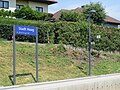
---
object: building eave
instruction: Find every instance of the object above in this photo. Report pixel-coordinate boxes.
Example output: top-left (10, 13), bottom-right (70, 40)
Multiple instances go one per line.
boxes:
top-left (104, 15), bottom-right (120, 24)
top-left (28, 0), bottom-right (57, 5)
top-left (104, 21), bottom-right (120, 25)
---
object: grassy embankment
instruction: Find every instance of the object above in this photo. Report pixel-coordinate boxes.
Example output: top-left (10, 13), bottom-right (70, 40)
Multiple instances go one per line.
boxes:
top-left (0, 39), bottom-right (120, 86)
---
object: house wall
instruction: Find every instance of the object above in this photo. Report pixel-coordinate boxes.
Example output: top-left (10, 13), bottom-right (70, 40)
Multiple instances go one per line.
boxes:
top-left (118, 25), bottom-right (120, 29)
top-left (0, 0), bottom-right (48, 12)
top-left (16, 0), bottom-right (28, 6)
top-left (103, 22), bottom-right (119, 28)
top-left (28, 1), bottom-right (48, 12)
top-left (16, 0), bottom-right (48, 12)
top-left (0, 0), bottom-right (16, 11)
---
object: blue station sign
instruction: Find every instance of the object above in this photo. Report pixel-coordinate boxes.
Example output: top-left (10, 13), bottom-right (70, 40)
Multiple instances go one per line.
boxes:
top-left (15, 25), bottom-right (37, 36)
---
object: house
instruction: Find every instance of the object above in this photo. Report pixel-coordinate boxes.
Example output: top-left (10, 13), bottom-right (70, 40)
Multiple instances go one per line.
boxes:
top-left (0, 0), bottom-right (57, 12)
top-left (53, 7), bottom-right (120, 28)
top-left (53, 7), bottom-right (83, 20)
top-left (103, 15), bottom-right (120, 28)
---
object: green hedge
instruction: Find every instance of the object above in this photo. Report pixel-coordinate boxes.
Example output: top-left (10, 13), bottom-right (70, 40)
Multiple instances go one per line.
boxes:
top-left (0, 17), bottom-right (54, 43)
top-left (53, 22), bottom-right (120, 51)
top-left (0, 17), bottom-right (120, 51)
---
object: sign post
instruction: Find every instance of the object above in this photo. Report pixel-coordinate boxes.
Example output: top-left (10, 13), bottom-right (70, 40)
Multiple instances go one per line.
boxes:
top-left (13, 25), bottom-right (38, 85)
top-left (13, 25), bottom-right (16, 85)
top-left (36, 27), bottom-right (38, 82)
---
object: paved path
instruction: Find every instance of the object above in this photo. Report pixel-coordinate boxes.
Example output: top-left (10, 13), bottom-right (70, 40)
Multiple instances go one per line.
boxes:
top-left (0, 73), bottom-right (120, 90)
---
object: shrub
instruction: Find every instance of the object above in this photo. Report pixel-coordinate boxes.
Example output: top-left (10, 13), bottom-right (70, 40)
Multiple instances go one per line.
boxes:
top-left (0, 9), bottom-right (14, 18)
top-left (14, 6), bottom-right (34, 19)
top-left (60, 11), bottom-right (84, 22)
top-left (0, 6), bottom-right (52, 21)
top-left (57, 43), bottom-right (66, 53)
top-left (14, 6), bottom-right (52, 21)
top-left (0, 17), bottom-right (119, 51)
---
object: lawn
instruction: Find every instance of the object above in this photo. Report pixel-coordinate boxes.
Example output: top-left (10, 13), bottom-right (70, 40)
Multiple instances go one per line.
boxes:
top-left (0, 40), bottom-right (120, 86)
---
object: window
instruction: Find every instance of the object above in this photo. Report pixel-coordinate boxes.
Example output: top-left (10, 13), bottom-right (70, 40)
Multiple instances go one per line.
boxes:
top-left (16, 4), bottom-right (24, 10)
top-left (36, 7), bottom-right (43, 12)
top-left (0, 1), bottom-right (9, 9)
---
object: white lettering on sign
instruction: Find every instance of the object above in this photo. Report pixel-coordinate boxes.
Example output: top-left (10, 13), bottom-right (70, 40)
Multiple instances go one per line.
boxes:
top-left (18, 27), bottom-right (34, 32)
top-left (27, 28), bottom-right (34, 32)
top-left (19, 27), bottom-right (26, 31)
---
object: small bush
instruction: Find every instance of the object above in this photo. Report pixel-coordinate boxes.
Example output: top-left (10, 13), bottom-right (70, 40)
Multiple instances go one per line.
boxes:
top-left (14, 6), bottom-right (52, 21)
top-left (14, 6), bottom-right (34, 19)
top-left (57, 43), bottom-right (66, 53)
top-left (0, 6), bottom-right (52, 21)
top-left (0, 9), bottom-right (14, 17)
top-left (60, 11), bottom-right (84, 22)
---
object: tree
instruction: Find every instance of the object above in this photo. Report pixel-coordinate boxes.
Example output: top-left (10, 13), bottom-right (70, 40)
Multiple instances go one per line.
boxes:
top-left (82, 2), bottom-right (106, 24)
top-left (60, 11), bottom-right (84, 22)
top-left (14, 6), bottom-right (52, 21)
top-left (14, 6), bottom-right (34, 19)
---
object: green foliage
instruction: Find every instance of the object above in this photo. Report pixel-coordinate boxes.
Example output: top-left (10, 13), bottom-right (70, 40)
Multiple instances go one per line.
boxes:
top-left (82, 2), bottom-right (106, 24)
top-left (14, 6), bottom-right (34, 19)
top-left (54, 21), bottom-right (88, 48)
top-left (60, 11), bottom-right (84, 22)
top-left (0, 6), bottom-right (52, 21)
top-left (0, 17), bottom-right (120, 51)
top-left (0, 9), bottom-right (14, 17)
top-left (14, 6), bottom-right (52, 21)
top-left (57, 43), bottom-right (66, 53)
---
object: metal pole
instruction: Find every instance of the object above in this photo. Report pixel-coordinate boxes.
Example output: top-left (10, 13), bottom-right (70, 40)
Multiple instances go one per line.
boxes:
top-left (88, 13), bottom-right (92, 76)
top-left (36, 27), bottom-right (39, 82)
top-left (13, 25), bottom-right (16, 85)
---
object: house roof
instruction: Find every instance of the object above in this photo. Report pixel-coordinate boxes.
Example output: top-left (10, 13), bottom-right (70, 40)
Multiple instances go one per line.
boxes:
top-left (53, 9), bottom-right (68, 20)
top-left (29, 0), bottom-right (57, 5)
top-left (53, 7), bottom-right (120, 24)
top-left (53, 8), bottom-right (83, 20)
top-left (104, 15), bottom-right (120, 24)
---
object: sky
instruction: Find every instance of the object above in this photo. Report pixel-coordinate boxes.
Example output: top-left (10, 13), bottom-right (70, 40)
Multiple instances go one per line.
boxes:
top-left (48, 0), bottom-right (120, 20)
